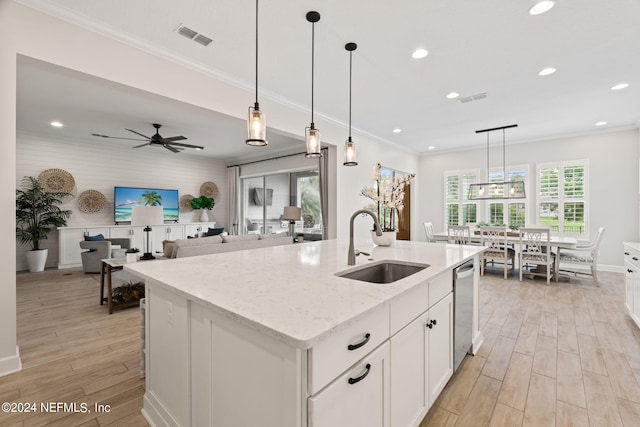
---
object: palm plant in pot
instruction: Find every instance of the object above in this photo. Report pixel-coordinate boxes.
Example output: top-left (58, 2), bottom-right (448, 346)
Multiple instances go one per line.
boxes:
top-left (16, 176), bottom-right (71, 272)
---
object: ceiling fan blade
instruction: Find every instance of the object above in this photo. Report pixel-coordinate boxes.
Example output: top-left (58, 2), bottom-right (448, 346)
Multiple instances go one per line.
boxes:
top-left (164, 144), bottom-right (180, 153)
top-left (162, 136), bottom-right (187, 142)
top-left (125, 128), bottom-right (152, 140)
top-left (132, 142), bottom-right (151, 148)
top-left (167, 142), bottom-right (205, 150)
top-left (91, 133), bottom-right (147, 142)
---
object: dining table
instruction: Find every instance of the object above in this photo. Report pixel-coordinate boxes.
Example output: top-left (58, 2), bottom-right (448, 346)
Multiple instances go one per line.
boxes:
top-left (433, 230), bottom-right (579, 280)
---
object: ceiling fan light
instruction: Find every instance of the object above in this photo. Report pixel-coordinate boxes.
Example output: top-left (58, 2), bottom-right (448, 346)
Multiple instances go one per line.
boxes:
top-left (343, 138), bottom-right (357, 166)
top-left (246, 105), bottom-right (267, 146)
top-left (305, 126), bottom-right (321, 158)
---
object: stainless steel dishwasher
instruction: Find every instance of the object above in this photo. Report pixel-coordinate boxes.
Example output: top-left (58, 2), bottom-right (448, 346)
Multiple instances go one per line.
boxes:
top-left (453, 260), bottom-right (475, 372)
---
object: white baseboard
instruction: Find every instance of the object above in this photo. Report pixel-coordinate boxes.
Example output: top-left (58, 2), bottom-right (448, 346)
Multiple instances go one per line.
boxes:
top-left (0, 346), bottom-right (22, 377)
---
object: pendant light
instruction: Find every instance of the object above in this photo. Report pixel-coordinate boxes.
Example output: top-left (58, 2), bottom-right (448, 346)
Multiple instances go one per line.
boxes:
top-left (468, 124), bottom-right (525, 200)
top-left (246, 0), bottom-right (267, 146)
top-left (305, 11), bottom-right (322, 158)
top-left (343, 42), bottom-right (358, 166)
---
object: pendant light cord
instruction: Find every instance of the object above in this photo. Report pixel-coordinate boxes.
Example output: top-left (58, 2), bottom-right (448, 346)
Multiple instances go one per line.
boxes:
top-left (311, 21), bottom-right (315, 127)
top-left (502, 128), bottom-right (506, 180)
top-left (254, 0), bottom-right (259, 106)
top-left (486, 132), bottom-right (489, 180)
top-left (348, 50), bottom-right (352, 138)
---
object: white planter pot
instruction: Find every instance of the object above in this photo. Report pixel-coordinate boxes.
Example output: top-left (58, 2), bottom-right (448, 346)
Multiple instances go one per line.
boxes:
top-left (26, 249), bottom-right (48, 272)
top-left (126, 253), bottom-right (138, 263)
top-left (371, 230), bottom-right (396, 247)
top-left (200, 210), bottom-right (209, 222)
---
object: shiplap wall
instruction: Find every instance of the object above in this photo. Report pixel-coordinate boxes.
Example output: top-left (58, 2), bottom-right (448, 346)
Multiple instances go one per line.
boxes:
top-left (16, 133), bottom-right (227, 271)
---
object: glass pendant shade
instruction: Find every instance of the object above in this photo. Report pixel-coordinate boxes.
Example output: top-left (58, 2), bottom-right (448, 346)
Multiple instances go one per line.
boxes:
top-left (343, 137), bottom-right (357, 166)
top-left (246, 105), bottom-right (267, 146)
top-left (305, 126), bottom-right (321, 158)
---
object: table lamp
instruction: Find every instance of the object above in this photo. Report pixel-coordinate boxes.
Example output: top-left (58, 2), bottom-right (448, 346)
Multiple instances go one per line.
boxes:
top-left (131, 205), bottom-right (164, 260)
top-left (282, 206), bottom-right (302, 241)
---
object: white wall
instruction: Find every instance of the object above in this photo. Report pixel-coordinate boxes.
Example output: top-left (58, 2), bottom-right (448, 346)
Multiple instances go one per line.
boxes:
top-left (16, 133), bottom-right (227, 270)
top-left (418, 129), bottom-right (639, 269)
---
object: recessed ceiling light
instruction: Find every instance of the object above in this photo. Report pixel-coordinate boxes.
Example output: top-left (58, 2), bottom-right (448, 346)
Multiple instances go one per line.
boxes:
top-left (595, 121), bottom-right (607, 126)
top-left (50, 121), bottom-right (63, 128)
top-left (446, 92), bottom-right (460, 99)
top-left (393, 128), bottom-right (402, 133)
top-left (538, 67), bottom-right (556, 76)
top-left (529, 1), bottom-right (555, 15)
top-left (411, 48), bottom-right (428, 59)
top-left (611, 83), bottom-right (629, 90)
top-left (428, 146), bottom-right (436, 150)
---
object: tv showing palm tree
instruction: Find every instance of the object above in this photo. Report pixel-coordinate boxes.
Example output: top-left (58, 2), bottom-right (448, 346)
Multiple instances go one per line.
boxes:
top-left (114, 186), bottom-right (179, 223)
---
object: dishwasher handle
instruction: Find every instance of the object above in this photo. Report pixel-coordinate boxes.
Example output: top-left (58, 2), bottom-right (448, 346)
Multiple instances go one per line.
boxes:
top-left (455, 263), bottom-right (475, 280)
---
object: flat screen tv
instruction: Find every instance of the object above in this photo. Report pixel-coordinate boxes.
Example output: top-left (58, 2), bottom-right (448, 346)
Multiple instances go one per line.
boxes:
top-left (114, 187), bottom-right (179, 223)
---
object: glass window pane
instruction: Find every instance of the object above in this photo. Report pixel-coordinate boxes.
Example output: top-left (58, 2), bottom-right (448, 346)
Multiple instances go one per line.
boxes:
top-left (446, 175), bottom-right (459, 201)
top-left (539, 202), bottom-right (559, 232)
top-left (563, 202), bottom-right (585, 233)
top-left (508, 202), bottom-right (526, 229)
top-left (462, 174), bottom-right (476, 201)
top-left (564, 166), bottom-right (585, 198)
top-left (539, 168), bottom-right (559, 198)
top-left (489, 170), bottom-right (504, 183)
top-left (463, 203), bottom-right (476, 224)
top-left (447, 204), bottom-right (459, 226)
top-left (489, 203), bottom-right (504, 225)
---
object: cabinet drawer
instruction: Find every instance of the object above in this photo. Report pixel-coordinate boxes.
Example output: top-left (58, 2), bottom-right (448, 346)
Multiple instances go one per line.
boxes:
top-left (429, 270), bottom-right (453, 307)
top-left (308, 342), bottom-right (390, 427)
top-left (624, 247), bottom-right (640, 270)
top-left (308, 304), bottom-right (389, 395)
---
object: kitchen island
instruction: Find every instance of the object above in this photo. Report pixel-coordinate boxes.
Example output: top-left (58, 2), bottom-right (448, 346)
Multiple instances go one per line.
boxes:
top-left (126, 239), bottom-right (485, 427)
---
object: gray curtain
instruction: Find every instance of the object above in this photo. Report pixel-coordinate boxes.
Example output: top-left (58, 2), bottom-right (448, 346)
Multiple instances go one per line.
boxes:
top-left (227, 166), bottom-right (240, 235)
top-left (318, 149), bottom-right (329, 240)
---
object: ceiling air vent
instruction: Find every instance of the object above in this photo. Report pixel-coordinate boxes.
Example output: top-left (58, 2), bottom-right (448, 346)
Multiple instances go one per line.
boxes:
top-left (176, 24), bottom-right (213, 47)
top-left (459, 92), bottom-right (487, 103)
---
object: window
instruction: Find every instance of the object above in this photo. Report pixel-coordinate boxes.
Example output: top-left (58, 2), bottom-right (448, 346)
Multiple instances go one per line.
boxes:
top-left (537, 161), bottom-right (587, 235)
top-left (444, 170), bottom-right (479, 226)
top-left (485, 166), bottom-right (529, 228)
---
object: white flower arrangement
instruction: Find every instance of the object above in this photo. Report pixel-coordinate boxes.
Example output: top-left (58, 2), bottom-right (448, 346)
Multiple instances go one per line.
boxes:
top-left (361, 162), bottom-right (415, 231)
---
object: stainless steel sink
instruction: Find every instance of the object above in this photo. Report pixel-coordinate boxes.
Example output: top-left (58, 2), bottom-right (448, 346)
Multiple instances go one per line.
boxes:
top-left (336, 261), bottom-right (430, 284)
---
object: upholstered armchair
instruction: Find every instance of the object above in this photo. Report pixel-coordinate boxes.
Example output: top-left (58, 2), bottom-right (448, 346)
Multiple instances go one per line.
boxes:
top-left (79, 238), bottom-right (131, 273)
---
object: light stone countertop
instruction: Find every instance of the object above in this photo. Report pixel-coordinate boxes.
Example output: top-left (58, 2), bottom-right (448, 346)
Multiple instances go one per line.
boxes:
top-left (624, 242), bottom-right (640, 252)
top-left (125, 239), bottom-right (485, 349)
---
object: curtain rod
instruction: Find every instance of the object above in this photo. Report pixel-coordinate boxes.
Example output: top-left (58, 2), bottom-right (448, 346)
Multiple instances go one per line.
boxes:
top-left (226, 147), bottom-right (327, 168)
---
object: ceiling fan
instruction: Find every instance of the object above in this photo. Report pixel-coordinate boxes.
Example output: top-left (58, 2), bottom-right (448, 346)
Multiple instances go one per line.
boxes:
top-left (91, 123), bottom-right (204, 153)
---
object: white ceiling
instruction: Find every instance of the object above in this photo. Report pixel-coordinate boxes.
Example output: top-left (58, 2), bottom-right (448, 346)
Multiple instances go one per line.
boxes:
top-left (15, 0), bottom-right (640, 159)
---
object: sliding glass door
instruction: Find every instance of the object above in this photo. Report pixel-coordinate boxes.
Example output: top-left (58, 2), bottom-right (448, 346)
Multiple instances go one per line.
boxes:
top-left (240, 170), bottom-right (323, 240)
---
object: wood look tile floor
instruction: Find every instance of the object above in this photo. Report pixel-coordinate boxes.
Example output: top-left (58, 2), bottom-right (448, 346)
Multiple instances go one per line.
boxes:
top-left (3, 268), bottom-right (640, 426)
top-left (421, 270), bottom-right (640, 427)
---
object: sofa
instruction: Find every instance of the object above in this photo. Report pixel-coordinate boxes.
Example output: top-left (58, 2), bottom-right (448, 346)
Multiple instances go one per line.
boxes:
top-left (165, 233), bottom-right (293, 259)
top-left (80, 238), bottom-right (131, 273)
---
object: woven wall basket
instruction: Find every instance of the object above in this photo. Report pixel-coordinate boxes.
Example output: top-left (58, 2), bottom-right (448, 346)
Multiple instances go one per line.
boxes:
top-left (38, 168), bottom-right (75, 194)
top-left (200, 181), bottom-right (219, 199)
top-left (77, 190), bottom-right (106, 213)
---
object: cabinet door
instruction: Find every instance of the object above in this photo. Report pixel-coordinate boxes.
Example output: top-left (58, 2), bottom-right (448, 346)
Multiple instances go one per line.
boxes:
top-left (309, 342), bottom-right (390, 427)
top-left (59, 228), bottom-right (88, 268)
top-left (427, 292), bottom-right (453, 406)
top-left (626, 261), bottom-right (635, 314)
top-left (390, 312), bottom-right (428, 427)
top-left (109, 227), bottom-right (133, 240)
top-left (165, 225), bottom-right (184, 241)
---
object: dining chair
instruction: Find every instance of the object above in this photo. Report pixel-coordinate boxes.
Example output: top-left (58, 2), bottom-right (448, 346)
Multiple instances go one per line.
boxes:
top-left (555, 227), bottom-right (605, 285)
top-left (447, 225), bottom-right (471, 244)
top-left (519, 227), bottom-right (553, 285)
top-left (479, 226), bottom-right (515, 279)
top-left (423, 222), bottom-right (435, 242)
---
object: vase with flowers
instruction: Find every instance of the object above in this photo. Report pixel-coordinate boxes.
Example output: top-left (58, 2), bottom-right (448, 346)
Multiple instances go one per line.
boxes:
top-left (361, 163), bottom-right (415, 246)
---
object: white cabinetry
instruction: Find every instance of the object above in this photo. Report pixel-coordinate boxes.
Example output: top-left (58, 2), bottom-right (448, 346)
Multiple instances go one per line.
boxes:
top-left (309, 342), bottom-right (390, 427)
top-left (58, 227), bottom-right (109, 268)
top-left (58, 222), bottom-right (215, 268)
top-left (624, 243), bottom-right (640, 329)
top-left (389, 279), bottom-right (453, 427)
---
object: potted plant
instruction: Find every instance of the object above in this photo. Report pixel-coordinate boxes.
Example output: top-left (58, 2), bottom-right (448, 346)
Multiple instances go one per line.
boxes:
top-left (361, 163), bottom-right (415, 246)
top-left (190, 195), bottom-right (214, 222)
top-left (16, 176), bottom-right (72, 272)
top-left (125, 247), bottom-right (140, 263)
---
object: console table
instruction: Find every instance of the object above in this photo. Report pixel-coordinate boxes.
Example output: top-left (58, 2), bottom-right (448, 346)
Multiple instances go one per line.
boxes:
top-left (100, 257), bottom-right (164, 314)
